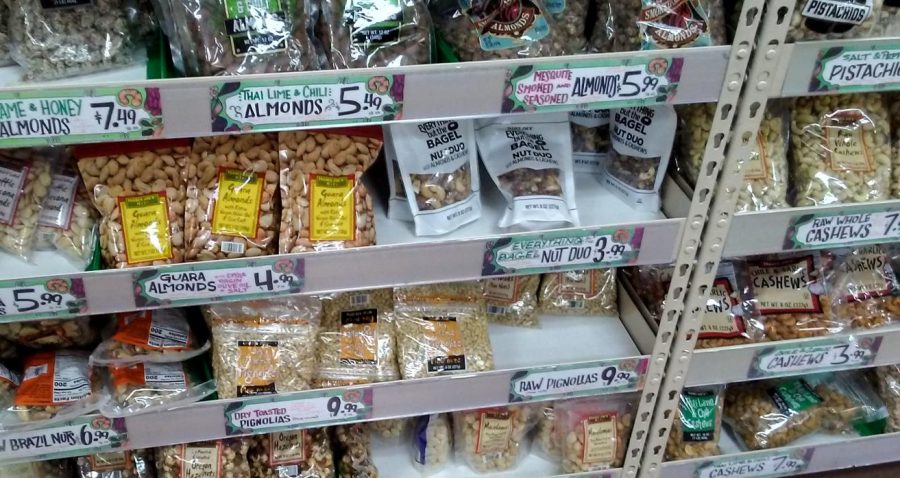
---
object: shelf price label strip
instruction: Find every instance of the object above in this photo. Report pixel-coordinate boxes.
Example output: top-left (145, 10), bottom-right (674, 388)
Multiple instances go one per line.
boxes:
top-left (0, 277), bottom-right (87, 322)
top-left (784, 207), bottom-right (900, 250)
top-left (810, 43), bottom-right (900, 93)
top-left (0, 416), bottom-right (126, 464)
top-left (0, 87), bottom-right (163, 148)
top-left (693, 448), bottom-right (814, 478)
top-left (508, 357), bottom-right (649, 402)
top-left (224, 388), bottom-right (373, 436)
top-left (748, 335), bottom-right (882, 379)
top-left (133, 257), bottom-right (304, 308)
top-left (211, 75), bottom-right (404, 132)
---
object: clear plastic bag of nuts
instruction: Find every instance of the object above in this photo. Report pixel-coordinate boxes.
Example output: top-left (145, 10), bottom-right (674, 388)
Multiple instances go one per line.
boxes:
top-left (278, 128), bottom-right (383, 252)
top-left (554, 394), bottom-right (636, 473)
top-left (334, 423), bottom-right (379, 478)
top-left (90, 309), bottom-right (210, 367)
top-left (314, 313), bottom-right (400, 387)
top-left (35, 164), bottom-right (99, 268)
top-left (790, 93), bottom-right (892, 206)
top-left (204, 296), bottom-right (322, 399)
top-left (886, 93), bottom-right (900, 199)
top-left (697, 262), bottom-right (753, 349)
top-left (186, 134), bottom-right (280, 261)
top-left (248, 429), bottom-right (334, 478)
top-left (665, 386), bottom-right (724, 460)
top-left (76, 140), bottom-right (190, 268)
top-left (0, 317), bottom-right (96, 349)
top-left (809, 371), bottom-right (888, 436)
top-left (410, 414), bottom-right (452, 475)
top-left (608, 0), bottom-right (726, 51)
top-left (787, 0), bottom-right (882, 41)
top-left (546, 0), bottom-right (590, 52)
top-left (539, 269), bottom-right (617, 316)
top-left (825, 245), bottom-right (900, 330)
top-left (0, 459), bottom-right (73, 478)
top-left (76, 449), bottom-right (156, 478)
top-left (571, 110), bottom-right (611, 174)
top-left (589, 0), bottom-right (614, 52)
top-left (100, 359), bottom-right (216, 418)
top-left (0, 150), bottom-right (54, 262)
top-left (0, 1), bottom-right (12, 66)
top-left (155, 438), bottom-right (251, 478)
top-left (0, 362), bottom-right (19, 411)
top-left (874, 364), bottom-right (900, 432)
top-left (483, 275), bottom-right (541, 327)
top-left (534, 403), bottom-right (560, 461)
top-left (320, 288), bottom-right (394, 331)
top-left (453, 405), bottom-right (536, 473)
top-left (724, 378), bottom-right (825, 450)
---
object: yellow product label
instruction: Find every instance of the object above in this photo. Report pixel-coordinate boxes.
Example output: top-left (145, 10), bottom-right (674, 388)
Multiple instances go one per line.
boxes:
top-left (824, 112), bottom-right (874, 172)
top-left (119, 193), bottom-right (172, 264)
top-left (744, 133), bottom-right (769, 180)
top-left (476, 411), bottom-right (513, 453)
top-left (236, 340), bottom-right (278, 396)
top-left (88, 451), bottom-right (130, 471)
top-left (582, 414), bottom-right (616, 465)
top-left (212, 168), bottom-right (263, 237)
top-left (309, 174), bottom-right (355, 241)
top-left (340, 309), bottom-right (378, 365)
top-left (270, 431), bottom-right (306, 465)
top-left (424, 316), bottom-right (466, 372)
top-left (181, 445), bottom-right (221, 478)
top-left (484, 277), bottom-right (518, 303)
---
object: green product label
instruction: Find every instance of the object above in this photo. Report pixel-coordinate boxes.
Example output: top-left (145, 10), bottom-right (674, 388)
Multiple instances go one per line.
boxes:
top-left (767, 380), bottom-right (822, 414)
top-left (810, 44), bottom-right (900, 94)
top-left (224, 0), bottom-right (288, 56)
top-left (680, 390), bottom-right (717, 442)
top-left (344, 0), bottom-right (402, 46)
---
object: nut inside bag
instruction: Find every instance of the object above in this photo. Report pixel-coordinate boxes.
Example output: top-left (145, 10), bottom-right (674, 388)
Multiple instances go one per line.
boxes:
top-left (0, 150), bottom-right (54, 262)
top-left (534, 403), bottom-right (559, 460)
top-left (554, 395), bottom-right (636, 472)
top-left (787, 0), bottom-right (881, 41)
top-left (665, 386), bottom-right (724, 460)
top-left (809, 371), bottom-right (888, 436)
top-left (76, 449), bottom-right (155, 478)
top-left (411, 413), bottom-right (452, 476)
top-left (388, 120), bottom-right (482, 236)
top-left (101, 358), bottom-right (215, 418)
top-left (0, 317), bottom-right (96, 349)
top-left (874, 364), bottom-right (900, 432)
top-left (334, 423), bottom-right (379, 478)
top-left (155, 438), bottom-right (251, 478)
top-left (571, 110), bottom-right (610, 174)
top-left (825, 245), bottom-right (900, 330)
top-left (609, 0), bottom-right (726, 51)
top-left (91, 309), bottom-right (210, 367)
top-left (475, 113), bottom-right (579, 229)
top-left (0, 362), bottom-right (19, 410)
top-left (697, 262), bottom-right (752, 348)
top-left (278, 128), bottom-right (383, 252)
top-left (0, 460), bottom-right (72, 478)
top-left (453, 405), bottom-right (535, 473)
top-left (36, 165), bottom-right (99, 268)
top-left (248, 429), bottom-right (335, 478)
top-left (605, 106), bottom-right (676, 211)
top-left (483, 275), bottom-right (541, 327)
top-left (538, 269), bottom-right (617, 316)
top-left (725, 378), bottom-right (825, 450)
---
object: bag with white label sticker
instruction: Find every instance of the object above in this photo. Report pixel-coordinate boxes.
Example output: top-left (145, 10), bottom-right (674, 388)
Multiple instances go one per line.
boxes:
top-left (554, 394), bottom-right (636, 472)
top-left (248, 429), bottom-right (334, 478)
top-left (0, 460), bottom-right (72, 478)
top-left (0, 317), bottom-right (97, 349)
top-left (185, 134), bottom-right (280, 261)
top-left (3, 350), bottom-right (108, 430)
top-left (90, 309), bottom-right (210, 367)
top-left (101, 358), bottom-right (215, 417)
top-left (787, 0), bottom-right (881, 40)
top-left (155, 439), bottom-right (252, 478)
top-left (385, 144), bottom-right (413, 222)
top-left (453, 405), bottom-right (536, 473)
top-left (605, 105), bottom-right (676, 211)
top-left (0, 149), bottom-right (55, 262)
top-left (35, 166), bottom-right (99, 268)
top-left (570, 110), bottom-right (610, 174)
top-left (809, 371), bottom-right (888, 436)
top-left (0, 361), bottom-right (19, 410)
top-left (314, 312), bottom-right (399, 387)
top-left (390, 120), bottom-right (483, 236)
top-left (825, 245), bottom-right (900, 330)
top-left (724, 378), bottom-right (825, 450)
top-left (483, 275), bottom-right (541, 328)
top-left (665, 386), bottom-right (724, 460)
top-left (77, 449), bottom-right (155, 478)
top-left (538, 269), bottom-right (617, 316)
top-left (476, 114), bottom-right (579, 229)
top-left (410, 413), bottom-right (452, 475)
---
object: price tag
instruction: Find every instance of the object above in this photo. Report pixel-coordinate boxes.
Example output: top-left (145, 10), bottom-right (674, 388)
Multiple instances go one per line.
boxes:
top-left (695, 449), bottom-right (814, 478)
top-left (133, 257), bottom-right (304, 308)
top-left (785, 209), bottom-right (900, 250)
top-left (810, 44), bottom-right (900, 93)
top-left (211, 75), bottom-right (403, 132)
top-left (501, 57), bottom-right (682, 113)
top-left (482, 227), bottom-right (642, 276)
top-left (0, 277), bottom-right (87, 321)
top-left (749, 336), bottom-right (882, 378)
top-left (508, 357), bottom-right (648, 402)
top-left (224, 388), bottom-right (373, 436)
top-left (0, 416), bottom-right (126, 464)
top-left (0, 88), bottom-right (163, 147)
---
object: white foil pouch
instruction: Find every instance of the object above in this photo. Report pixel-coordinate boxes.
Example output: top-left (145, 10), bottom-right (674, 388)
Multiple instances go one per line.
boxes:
top-left (606, 106), bottom-right (676, 211)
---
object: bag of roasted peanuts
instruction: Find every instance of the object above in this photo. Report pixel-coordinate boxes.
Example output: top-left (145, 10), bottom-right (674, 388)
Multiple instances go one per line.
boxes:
top-left (538, 269), bottom-right (617, 316)
top-left (696, 263), bottom-right (753, 349)
top-left (554, 395), bottom-right (636, 472)
top-left (0, 317), bottom-right (96, 349)
top-left (76, 140), bottom-right (189, 268)
top-left (665, 386), bottom-right (724, 460)
top-left (155, 438), bottom-right (251, 478)
top-left (609, 0), bottom-right (726, 51)
top-left (453, 405), bottom-right (536, 473)
top-left (278, 128), bottom-right (383, 252)
top-left (787, 0), bottom-right (881, 41)
top-left (185, 134), bottom-right (280, 261)
top-left (91, 309), bottom-right (210, 367)
top-left (0, 149), bottom-right (54, 262)
top-left (571, 110), bottom-right (610, 174)
top-left (334, 423), bottom-right (379, 478)
top-left (248, 429), bottom-right (334, 478)
top-left (101, 358), bottom-right (215, 417)
top-left (725, 378), bottom-right (825, 450)
top-left (76, 449), bottom-right (156, 478)
top-left (606, 105), bottom-right (676, 211)
top-left (475, 113), bottom-right (579, 229)
top-left (0, 460), bottom-right (72, 478)
top-left (410, 414), bottom-right (452, 475)
top-left (483, 275), bottom-right (541, 327)
top-left (790, 93), bottom-right (892, 206)
top-left (35, 164), bottom-right (99, 267)
top-left (389, 120), bottom-right (482, 236)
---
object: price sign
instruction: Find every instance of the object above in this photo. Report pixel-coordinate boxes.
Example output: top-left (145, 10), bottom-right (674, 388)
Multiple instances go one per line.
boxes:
top-left (785, 209), bottom-right (900, 250)
top-left (695, 449), bottom-right (814, 478)
top-left (810, 44), bottom-right (900, 93)
top-left (133, 257), bottom-right (304, 308)
top-left (501, 57), bottom-right (682, 113)
top-left (211, 75), bottom-right (404, 132)
top-left (482, 227), bottom-right (642, 276)
top-left (0, 277), bottom-right (87, 321)
top-left (224, 388), bottom-right (373, 436)
top-left (508, 357), bottom-right (648, 402)
top-left (0, 87), bottom-right (163, 147)
top-left (749, 336), bottom-right (882, 378)
top-left (0, 416), bottom-right (126, 464)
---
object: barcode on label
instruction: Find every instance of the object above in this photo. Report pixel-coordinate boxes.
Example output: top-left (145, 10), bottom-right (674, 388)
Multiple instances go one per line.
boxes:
top-left (568, 300), bottom-right (585, 309)
top-left (487, 305), bottom-right (509, 315)
top-left (221, 241), bottom-right (245, 254)
top-left (351, 293), bottom-right (371, 306)
top-left (23, 364), bottom-right (48, 381)
top-left (277, 464), bottom-right (300, 477)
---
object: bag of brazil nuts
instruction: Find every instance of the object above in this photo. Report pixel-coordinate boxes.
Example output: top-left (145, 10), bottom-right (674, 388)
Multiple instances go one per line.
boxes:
top-left (389, 120), bottom-right (482, 236)
top-left (475, 113), bottom-right (579, 230)
top-left (605, 105), bottom-right (675, 211)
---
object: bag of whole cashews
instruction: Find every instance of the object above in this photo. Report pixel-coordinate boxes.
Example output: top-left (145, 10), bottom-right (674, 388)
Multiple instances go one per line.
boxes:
top-left (0, 148), bottom-right (56, 262)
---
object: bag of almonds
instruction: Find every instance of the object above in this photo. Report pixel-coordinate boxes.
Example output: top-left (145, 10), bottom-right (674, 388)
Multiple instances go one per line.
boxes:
top-left (35, 165), bottom-right (99, 268)
top-left (76, 140), bottom-right (189, 269)
top-left (665, 386), bottom-right (724, 460)
top-left (185, 134), bottom-right (280, 261)
top-left (278, 128), bottom-right (383, 253)
top-left (0, 149), bottom-right (54, 262)
top-left (824, 245), bottom-right (900, 330)
top-left (554, 394), bottom-right (636, 472)
top-left (247, 429), bottom-right (334, 478)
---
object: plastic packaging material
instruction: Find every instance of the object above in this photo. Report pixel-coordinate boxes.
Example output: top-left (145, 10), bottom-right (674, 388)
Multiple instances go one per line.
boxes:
top-left (741, 253), bottom-right (843, 341)
top-left (874, 1), bottom-right (900, 35)
top-left (483, 275), bottom-right (541, 327)
top-left (809, 371), bottom-right (888, 436)
top-left (278, 129), bottom-right (383, 253)
top-left (321, 288), bottom-right (394, 331)
top-left (385, 153), bottom-right (412, 222)
top-left (76, 140), bottom-right (190, 269)
top-left (429, 0), bottom-right (566, 61)
top-left (323, 0), bottom-right (432, 68)
top-left (91, 310), bottom-right (209, 366)
top-left (0, 317), bottom-right (96, 349)
top-left (76, 449), bottom-right (156, 478)
top-left (388, 120), bottom-right (482, 236)
top-left (625, 264), bottom-right (673, 322)
top-left (608, 0), bottom-right (726, 51)
top-left (185, 134), bottom-right (280, 261)
top-left (605, 106), bottom-right (676, 211)
top-left (0, 460), bottom-right (72, 478)
top-left (554, 395), bottom-right (636, 472)
top-left (787, 0), bottom-right (881, 41)
top-left (0, 151), bottom-right (53, 261)
top-left (102, 360), bottom-right (216, 417)
top-left (36, 166), bottom-right (99, 267)
top-left (333, 423), bottom-right (378, 478)
top-left (825, 245), bottom-right (900, 330)
top-left (790, 94), bottom-right (892, 206)
top-left (874, 364), bottom-right (900, 431)
top-left (0, 362), bottom-right (19, 410)
top-left (538, 269), bottom-right (617, 316)
top-left (665, 386), bottom-right (724, 460)
top-left (371, 418), bottom-right (407, 439)
top-left (167, 0), bottom-right (318, 76)
top-left (453, 405), bottom-right (535, 473)
top-left (888, 94), bottom-right (900, 199)
top-left (5, 350), bottom-right (105, 429)
top-left (156, 439), bottom-right (251, 478)
top-left (476, 114), bottom-right (579, 229)
top-left (724, 379), bottom-right (825, 450)
top-left (697, 263), bottom-right (752, 349)
top-left (571, 110), bottom-right (610, 174)
top-left (248, 429), bottom-right (334, 478)
top-left (394, 281), bottom-right (485, 306)
top-left (547, 0), bottom-right (590, 52)
top-left (589, 0), bottom-right (614, 52)
top-left (314, 312), bottom-right (399, 387)
top-left (534, 403), bottom-right (559, 461)
top-left (411, 414), bottom-right (452, 475)
top-left (0, 1), bottom-right (11, 66)
top-left (205, 296), bottom-right (322, 399)
top-left (9, 0), bottom-right (137, 80)
top-left (0, 338), bottom-right (15, 360)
